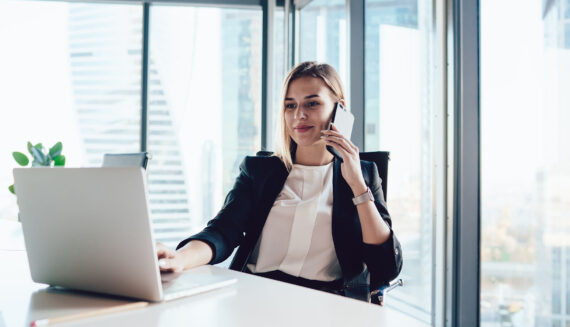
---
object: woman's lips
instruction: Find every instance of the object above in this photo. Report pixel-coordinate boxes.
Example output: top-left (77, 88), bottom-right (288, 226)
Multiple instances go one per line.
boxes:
top-left (295, 126), bottom-right (313, 133)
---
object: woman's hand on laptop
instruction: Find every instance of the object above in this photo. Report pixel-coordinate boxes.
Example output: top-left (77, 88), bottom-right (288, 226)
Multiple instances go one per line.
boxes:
top-left (156, 243), bottom-right (185, 273)
top-left (156, 240), bottom-right (213, 273)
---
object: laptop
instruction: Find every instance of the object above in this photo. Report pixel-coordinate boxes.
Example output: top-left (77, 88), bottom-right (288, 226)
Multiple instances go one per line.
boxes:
top-left (13, 167), bottom-right (236, 302)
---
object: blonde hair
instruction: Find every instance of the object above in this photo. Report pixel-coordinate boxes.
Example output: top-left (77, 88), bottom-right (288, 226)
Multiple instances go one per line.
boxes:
top-left (273, 61), bottom-right (345, 171)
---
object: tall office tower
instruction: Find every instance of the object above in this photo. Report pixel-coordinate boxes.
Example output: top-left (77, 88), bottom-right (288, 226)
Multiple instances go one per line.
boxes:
top-left (67, 6), bottom-right (142, 162)
top-left (144, 7), bottom-right (261, 245)
top-left (67, 5), bottom-right (191, 247)
top-left (146, 57), bottom-right (193, 246)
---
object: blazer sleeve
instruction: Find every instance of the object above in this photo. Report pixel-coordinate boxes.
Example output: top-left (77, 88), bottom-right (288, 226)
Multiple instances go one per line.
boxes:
top-left (176, 157), bottom-right (255, 264)
top-left (362, 162), bottom-right (403, 289)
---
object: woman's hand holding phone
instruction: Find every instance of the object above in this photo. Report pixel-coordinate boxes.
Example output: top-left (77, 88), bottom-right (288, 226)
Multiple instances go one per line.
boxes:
top-left (321, 124), bottom-right (367, 196)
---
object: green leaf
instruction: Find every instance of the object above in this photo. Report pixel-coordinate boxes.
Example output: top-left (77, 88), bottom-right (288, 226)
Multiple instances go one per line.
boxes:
top-left (54, 155), bottom-right (66, 166)
top-left (12, 152), bottom-right (29, 166)
top-left (8, 184), bottom-right (15, 194)
top-left (27, 142), bottom-right (33, 155)
top-left (30, 147), bottom-right (47, 166)
top-left (49, 142), bottom-right (63, 158)
top-left (34, 143), bottom-right (43, 151)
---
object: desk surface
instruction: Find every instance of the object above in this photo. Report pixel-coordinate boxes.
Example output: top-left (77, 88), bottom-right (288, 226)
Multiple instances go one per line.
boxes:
top-left (0, 228), bottom-right (429, 327)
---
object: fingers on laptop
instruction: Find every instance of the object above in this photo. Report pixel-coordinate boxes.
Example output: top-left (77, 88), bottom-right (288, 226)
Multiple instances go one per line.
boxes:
top-left (159, 258), bottom-right (183, 273)
top-left (156, 243), bottom-right (183, 272)
top-left (156, 242), bottom-right (175, 259)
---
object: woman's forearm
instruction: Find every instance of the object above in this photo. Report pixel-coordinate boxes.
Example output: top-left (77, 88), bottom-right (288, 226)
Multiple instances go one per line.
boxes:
top-left (178, 240), bottom-right (214, 270)
top-left (351, 185), bottom-right (391, 245)
top-left (355, 201), bottom-right (391, 244)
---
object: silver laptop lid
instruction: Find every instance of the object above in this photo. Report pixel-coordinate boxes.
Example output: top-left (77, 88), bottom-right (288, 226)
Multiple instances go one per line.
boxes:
top-left (13, 167), bottom-right (163, 301)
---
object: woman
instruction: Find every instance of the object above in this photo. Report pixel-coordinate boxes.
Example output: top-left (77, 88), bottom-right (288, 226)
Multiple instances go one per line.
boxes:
top-left (156, 61), bottom-right (402, 301)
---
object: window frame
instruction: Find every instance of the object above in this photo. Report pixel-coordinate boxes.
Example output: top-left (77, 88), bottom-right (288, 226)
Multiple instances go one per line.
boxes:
top-left (447, 0), bottom-right (480, 326)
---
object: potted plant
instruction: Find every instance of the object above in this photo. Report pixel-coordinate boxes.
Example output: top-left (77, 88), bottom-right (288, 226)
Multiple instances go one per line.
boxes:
top-left (8, 141), bottom-right (66, 194)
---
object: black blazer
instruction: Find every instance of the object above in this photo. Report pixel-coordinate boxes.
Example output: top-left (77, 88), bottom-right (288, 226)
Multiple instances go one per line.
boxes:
top-left (177, 155), bottom-right (403, 301)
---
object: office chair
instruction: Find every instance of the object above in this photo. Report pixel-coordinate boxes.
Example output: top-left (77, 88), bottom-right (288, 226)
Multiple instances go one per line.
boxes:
top-left (256, 150), bottom-right (403, 306)
top-left (355, 151), bottom-right (403, 305)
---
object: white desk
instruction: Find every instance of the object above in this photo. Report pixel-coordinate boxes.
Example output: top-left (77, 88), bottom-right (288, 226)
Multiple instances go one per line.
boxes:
top-left (0, 225), bottom-right (429, 327)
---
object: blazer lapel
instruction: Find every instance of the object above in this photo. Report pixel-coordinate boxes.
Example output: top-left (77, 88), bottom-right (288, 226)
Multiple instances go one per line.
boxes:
top-left (255, 161), bottom-right (289, 233)
top-left (231, 158), bottom-right (289, 271)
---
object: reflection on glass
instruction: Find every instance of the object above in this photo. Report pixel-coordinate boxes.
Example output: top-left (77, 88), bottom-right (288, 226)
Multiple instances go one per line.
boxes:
top-left (298, 0), bottom-right (347, 86)
top-left (0, 1), bottom-right (141, 220)
top-left (148, 7), bottom-right (262, 246)
top-left (364, 0), bottom-right (434, 322)
top-left (481, 1), bottom-right (570, 326)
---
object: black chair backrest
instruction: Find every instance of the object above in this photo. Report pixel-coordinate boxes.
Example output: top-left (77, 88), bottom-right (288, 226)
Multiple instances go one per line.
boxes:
top-left (255, 151), bottom-right (389, 201)
top-left (359, 151), bottom-right (389, 201)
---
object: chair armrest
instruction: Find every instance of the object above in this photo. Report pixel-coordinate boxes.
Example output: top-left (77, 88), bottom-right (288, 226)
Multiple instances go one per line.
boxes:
top-left (370, 278), bottom-right (404, 306)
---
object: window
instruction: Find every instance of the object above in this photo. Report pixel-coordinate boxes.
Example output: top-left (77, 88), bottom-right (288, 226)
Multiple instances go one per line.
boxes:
top-left (364, 0), bottom-right (435, 322)
top-left (0, 1), bottom-right (141, 220)
top-left (480, 0), bottom-right (570, 325)
top-left (298, 0), bottom-right (347, 86)
top-left (147, 6), bottom-right (262, 246)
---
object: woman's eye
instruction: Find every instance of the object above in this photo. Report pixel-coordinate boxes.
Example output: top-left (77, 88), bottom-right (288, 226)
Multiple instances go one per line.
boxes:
top-left (308, 101), bottom-right (319, 107)
top-left (285, 103), bottom-right (296, 109)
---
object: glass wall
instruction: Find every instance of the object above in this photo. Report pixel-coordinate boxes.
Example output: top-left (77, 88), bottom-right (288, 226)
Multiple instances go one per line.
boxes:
top-left (298, 0), bottom-right (347, 86)
top-left (364, 0), bottom-right (435, 322)
top-left (0, 1), bottom-right (262, 248)
top-left (147, 6), bottom-right (262, 246)
top-left (480, 0), bottom-right (570, 326)
top-left (0, 1), bottom-right (141, 220)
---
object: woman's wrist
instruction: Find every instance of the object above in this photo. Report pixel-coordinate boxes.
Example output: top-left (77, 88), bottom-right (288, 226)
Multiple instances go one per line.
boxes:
top-left (350, 181), bottom-right (368, 197)
top-left (178, 240), bottom-right (213, 270)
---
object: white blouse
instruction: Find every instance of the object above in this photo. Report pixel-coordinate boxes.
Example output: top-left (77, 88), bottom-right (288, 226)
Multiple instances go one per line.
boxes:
top-left (247, 162), bottom-right (342, 281)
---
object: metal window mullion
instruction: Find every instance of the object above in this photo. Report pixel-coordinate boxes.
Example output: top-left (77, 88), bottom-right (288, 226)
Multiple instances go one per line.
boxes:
top-left (348, 0), bottom-right (364, 151)
top-left (292, 1), bottom-right (300, 66)
top-left (433, 0), bottom-right (449, 325)
top-left (261, 0), bottom-right (276, 151)
top-left (284, 0), bottom-right (290, 69)
top-left (449, 0), bottom-right (480, 326)
top-left (285, 0), bottom-right (295, 69)
top-left (141, 2), bottom-right (150, 152)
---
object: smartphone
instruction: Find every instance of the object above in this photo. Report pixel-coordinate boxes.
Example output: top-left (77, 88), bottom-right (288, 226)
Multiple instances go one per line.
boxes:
top-left (326, 102), bottom-right (355, 162)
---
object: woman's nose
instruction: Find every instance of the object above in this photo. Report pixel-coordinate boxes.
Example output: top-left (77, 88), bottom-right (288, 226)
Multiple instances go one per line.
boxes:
top-left (294, 107), bottom-right (307, 119)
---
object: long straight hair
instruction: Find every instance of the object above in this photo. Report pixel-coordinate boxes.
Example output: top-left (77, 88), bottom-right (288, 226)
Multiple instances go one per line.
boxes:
top-left (273, 61), bottom-right (345, 171)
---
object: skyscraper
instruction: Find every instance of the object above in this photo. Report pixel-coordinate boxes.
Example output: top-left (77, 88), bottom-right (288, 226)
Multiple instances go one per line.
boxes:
top-left (68, 4), bottom-right (191, 247)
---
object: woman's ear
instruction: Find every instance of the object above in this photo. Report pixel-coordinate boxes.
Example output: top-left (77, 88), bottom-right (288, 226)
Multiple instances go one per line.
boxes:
top-left (338, 99), bottom-right (346, 107)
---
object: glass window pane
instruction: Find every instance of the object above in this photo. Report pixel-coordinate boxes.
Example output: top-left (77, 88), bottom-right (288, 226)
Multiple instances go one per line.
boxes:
top-left (298, 0), bottom-right (347, 85)
top-left (0, 1), bottom-right (141, 221)
top-left (480, 0), bottom-right (570, 325)
top-left (148, 6), bottom-right (262, 246)
top-left (364, 0), bottom-right (434, 322)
